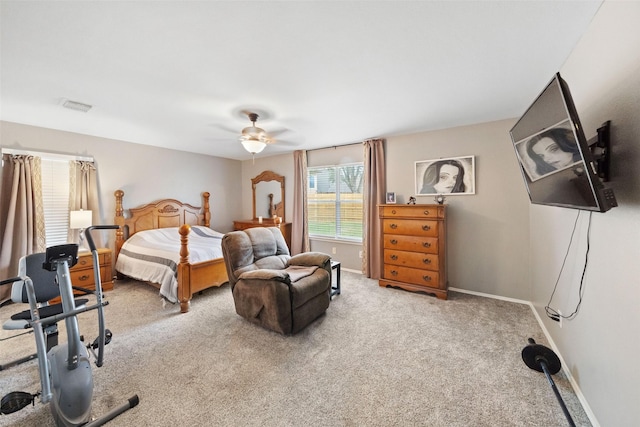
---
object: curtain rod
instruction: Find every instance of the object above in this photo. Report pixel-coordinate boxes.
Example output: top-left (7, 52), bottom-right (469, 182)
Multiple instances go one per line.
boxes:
top-left (306, 141), bottom-right (363, 153)
top-left (1, 148), bottom-right (94, 162)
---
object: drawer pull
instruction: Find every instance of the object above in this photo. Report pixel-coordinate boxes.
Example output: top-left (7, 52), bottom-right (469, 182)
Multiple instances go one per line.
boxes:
top-left (79, 259), bottom-right (89, 266)
top-left (78, 274), bottom-right (90, 281)
top-left (422, 258), bottom-right (431, 264)
top-left (390, 239), bottom-right (398, 245)
top-left (390, 254), bottom-right (398, 260)
top-left (422, 242), bottom-right (431, 248)
top-left (391, 270), bottom-right (398, 276)
top-left (390, 223), bottom-right (398, 229)
top-left (422, 225), bottom-right (431, 231)
top-left (391, 209), bottom-right (396, 215)
top-left (423, 210), bottom-right (429, 216)
top-left (422, 275), bottom-right (432, 282)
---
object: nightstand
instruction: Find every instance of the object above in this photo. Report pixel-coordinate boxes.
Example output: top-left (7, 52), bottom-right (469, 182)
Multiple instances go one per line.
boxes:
top-left (70, 248), bottom-right (114, 293)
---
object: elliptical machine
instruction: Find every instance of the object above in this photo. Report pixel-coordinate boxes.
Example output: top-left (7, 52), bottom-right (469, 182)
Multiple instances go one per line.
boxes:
top-left (1, 225), bottom-right (139, 426)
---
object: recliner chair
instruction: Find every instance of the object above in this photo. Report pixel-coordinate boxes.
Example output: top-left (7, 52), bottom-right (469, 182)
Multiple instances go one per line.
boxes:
top-left (0, 252), bottom-right (88, 371)
top-left (221, 227), bottom-right (332, 335)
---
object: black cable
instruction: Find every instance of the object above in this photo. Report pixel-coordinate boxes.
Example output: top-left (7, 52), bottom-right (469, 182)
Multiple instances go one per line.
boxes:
top-left (544, 210), bottom-right (581, 320)
top-left (544, 210), bottom-right (593, 321)
top-left (565, 211), bottom-right (592, 320)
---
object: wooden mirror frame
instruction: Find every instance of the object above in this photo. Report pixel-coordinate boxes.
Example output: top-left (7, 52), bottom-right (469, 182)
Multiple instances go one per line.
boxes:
top-left (252, 170), bottom-right (285, 222)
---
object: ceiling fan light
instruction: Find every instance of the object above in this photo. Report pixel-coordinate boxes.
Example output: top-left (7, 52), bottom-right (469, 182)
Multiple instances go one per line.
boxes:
top-left (241, 138), bottom-right (266, 154)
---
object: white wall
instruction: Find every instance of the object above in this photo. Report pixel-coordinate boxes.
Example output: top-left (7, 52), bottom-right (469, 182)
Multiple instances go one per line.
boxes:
top-left (1, 121), bottom-right (243, 240)
top-left (386, 119), bottom-right (531, 300)
top-left (530, 2), bottom-right (640, 426)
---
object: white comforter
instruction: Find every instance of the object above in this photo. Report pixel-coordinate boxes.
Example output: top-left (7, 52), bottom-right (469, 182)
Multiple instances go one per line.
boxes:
top-left (115, 226), bottom-right (224, 303)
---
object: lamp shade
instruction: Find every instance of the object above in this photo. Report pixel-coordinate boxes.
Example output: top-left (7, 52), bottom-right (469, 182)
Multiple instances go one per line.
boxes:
top-left (69, 210), bottom-right (92, 229)
top-left (241, 139), bottom-right (266, 154)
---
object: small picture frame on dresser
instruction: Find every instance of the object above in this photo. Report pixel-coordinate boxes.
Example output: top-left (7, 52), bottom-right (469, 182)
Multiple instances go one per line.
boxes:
top-left (386, 192), bottom-right (396, 204)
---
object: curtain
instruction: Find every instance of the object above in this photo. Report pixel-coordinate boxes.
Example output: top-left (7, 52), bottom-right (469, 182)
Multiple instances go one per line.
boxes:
top-left (290, 150), bottom-right (309, 255)
top-left (362, 139), bottom-right (385, 278)
top-left (68, 160), bottom-right (103, 248)
top-left (0, 154), bottom-right (46, 303)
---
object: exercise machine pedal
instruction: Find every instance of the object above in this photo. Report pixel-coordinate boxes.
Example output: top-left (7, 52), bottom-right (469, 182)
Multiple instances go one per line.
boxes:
top-left (90, 329), bottom-right (112, 349)
top-left (1, 391), bottom-right (37, 415)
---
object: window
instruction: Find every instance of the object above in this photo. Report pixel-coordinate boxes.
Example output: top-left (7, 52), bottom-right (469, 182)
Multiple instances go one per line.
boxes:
top-left (41, 158), bottom-right (70, 246)
top-left (2, 149), bottom-right (93, 247)
top-left (307, 164), bottom-right (363, 241)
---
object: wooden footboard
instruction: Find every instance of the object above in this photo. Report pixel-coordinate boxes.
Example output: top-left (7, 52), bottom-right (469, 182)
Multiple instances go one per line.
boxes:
top-left (176, 224), bottom-right (228, 312)
top-left (115, 190), bottom-right (228, 313)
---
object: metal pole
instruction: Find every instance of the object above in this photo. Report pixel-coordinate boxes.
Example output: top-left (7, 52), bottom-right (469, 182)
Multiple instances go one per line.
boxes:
top-left (537, 358), bottom-right (576, 427)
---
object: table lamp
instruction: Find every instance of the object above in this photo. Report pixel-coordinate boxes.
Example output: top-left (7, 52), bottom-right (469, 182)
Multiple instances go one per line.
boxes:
top-left (69, 209), bottom-right (92, 250)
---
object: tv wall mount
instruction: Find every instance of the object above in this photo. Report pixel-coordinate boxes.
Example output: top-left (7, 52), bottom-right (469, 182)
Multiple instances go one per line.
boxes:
top-left (588, 120), bottom-right (611, 182)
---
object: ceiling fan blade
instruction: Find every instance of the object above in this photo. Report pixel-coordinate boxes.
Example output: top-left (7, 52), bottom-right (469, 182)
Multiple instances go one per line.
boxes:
top-left (270, 139), bottom-right (299, 147)
top-left (266, 128), bottom-right (290, 138)
top-left (210, 122), bottom-right (240, 134)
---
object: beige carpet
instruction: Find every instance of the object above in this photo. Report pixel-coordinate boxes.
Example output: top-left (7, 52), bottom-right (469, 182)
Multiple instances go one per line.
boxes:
top-left (0, 271), bottom-right (590, 426)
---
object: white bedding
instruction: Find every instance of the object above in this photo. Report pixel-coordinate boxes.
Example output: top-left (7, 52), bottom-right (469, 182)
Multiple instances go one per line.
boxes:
top-left (115, 226), bottom-right (224, 303)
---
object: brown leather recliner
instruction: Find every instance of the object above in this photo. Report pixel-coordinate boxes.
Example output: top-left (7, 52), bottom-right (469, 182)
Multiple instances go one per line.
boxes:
top-left (221, 227), bottom-right (332, 334)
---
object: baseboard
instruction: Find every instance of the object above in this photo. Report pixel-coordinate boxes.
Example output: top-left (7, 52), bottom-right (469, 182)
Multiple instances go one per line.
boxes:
top-left (449, 287), bottom-right (600, 427)
top-left (448, 286), bottom-right (530, 305)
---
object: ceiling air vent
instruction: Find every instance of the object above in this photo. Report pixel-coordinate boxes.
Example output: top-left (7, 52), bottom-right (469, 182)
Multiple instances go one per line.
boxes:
top-left (62, 99), bottom-right (92, 113)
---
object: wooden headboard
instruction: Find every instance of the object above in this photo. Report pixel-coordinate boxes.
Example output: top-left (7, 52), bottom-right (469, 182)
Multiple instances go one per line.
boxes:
top-left (114, 189), bottom-right (210, 256)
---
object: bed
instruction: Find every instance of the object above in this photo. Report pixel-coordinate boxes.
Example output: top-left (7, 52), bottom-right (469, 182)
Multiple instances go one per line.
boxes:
top-left (114, 190), bottom-right (228, 313)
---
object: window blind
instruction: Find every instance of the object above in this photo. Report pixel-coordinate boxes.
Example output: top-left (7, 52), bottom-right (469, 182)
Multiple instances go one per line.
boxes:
top-left (41, 158), bottom-right (70, 246)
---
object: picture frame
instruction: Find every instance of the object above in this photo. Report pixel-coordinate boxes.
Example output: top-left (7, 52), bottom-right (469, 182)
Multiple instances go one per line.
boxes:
top-left (415, 155), bottom-right (475, 196)
top-left (386, 192), bottom-right (396, 204)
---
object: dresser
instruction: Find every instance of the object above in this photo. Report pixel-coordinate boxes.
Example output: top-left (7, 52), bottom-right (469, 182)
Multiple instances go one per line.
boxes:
top-left (379, 204), bottom-right (448, 299)
top-left (233, 219), bottom-right (292, 251)
top-left (71, 248), bottom-right (114, 292)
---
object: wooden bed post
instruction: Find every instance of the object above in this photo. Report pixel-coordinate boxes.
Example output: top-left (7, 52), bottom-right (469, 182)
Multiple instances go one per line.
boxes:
top-left (178, 224), bottom-right (192, 313)
top-left (114, 190), bottom-right (125, 258)
top-left (202, 192), bottom-right (211, 228)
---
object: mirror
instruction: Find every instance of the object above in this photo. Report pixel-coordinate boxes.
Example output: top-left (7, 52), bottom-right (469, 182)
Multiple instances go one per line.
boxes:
top-left (252, 170), bottom-right (285, 222)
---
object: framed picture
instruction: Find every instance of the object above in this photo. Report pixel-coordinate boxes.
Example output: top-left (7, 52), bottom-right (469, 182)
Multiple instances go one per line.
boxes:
top-left (415, 155), bottom-right (475, 196)
top-left (386, 192), bottom-right (396, 204)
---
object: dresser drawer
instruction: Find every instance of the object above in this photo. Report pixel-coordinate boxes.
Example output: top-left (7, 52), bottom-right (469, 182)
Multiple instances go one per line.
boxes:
top-left (383, 219), bottom-right (438, 237)
top-left (74, 252), bottom-right (107, 269)
top-left (70, 268), bottom-right (94, 287)
top-left (381, 205), bottom-right (443, 219)
top-left (384, 249), bottom-right (439, 271)
top-left (383, 234), bottom-right (438, 254)
top-left (383, 264), bottom-right (441, 289)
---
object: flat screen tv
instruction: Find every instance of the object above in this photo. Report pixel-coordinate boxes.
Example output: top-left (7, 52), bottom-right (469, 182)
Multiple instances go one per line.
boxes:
top-left (509, 72), bottom-right (617, 212)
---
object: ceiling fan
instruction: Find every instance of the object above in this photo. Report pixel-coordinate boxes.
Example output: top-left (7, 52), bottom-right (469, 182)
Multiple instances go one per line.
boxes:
top-left (239, 112), bottom-right (273, 155)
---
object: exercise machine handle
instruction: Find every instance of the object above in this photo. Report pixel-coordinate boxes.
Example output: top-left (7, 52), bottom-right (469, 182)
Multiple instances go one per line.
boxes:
top-left (84, 225), bottom-right (120, 253)
top-left (0, 276), bottom-right (22, 288)
top-left (83, 225), bottom-right (119, 368)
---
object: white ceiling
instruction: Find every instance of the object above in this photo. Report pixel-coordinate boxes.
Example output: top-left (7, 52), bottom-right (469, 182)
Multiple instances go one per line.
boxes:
top-left (0, 1), bottom-right (603, 161)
